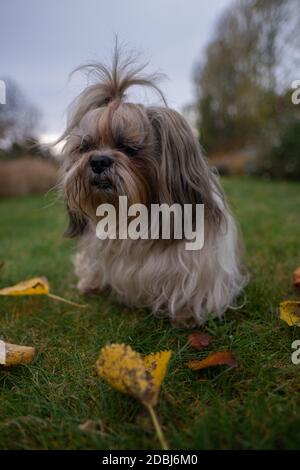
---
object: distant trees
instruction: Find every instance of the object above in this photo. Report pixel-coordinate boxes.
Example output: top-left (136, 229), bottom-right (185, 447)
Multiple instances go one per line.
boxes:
top-left (194, 0), bottom-right (300, 179)
top-left (0, 78), bottom-right (43, 158)
top-left (264, 119), bottom-right (300, 179)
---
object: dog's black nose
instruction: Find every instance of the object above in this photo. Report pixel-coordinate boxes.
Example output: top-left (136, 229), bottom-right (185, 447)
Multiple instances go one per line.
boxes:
top-left (90, 154), bottom-right (113, 174)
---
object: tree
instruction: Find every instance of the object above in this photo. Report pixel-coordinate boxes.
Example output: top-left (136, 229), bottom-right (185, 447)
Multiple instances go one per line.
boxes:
top-left (194, 0), bottom-right (300, 155)
top-left (0, 78), bottom-right (41, 152)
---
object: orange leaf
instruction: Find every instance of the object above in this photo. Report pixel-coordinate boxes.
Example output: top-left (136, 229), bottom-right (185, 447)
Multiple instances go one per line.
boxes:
top-left (188, 332), bottom-right (213, 350)
top-left (187, 350), bottom-right (238, 371)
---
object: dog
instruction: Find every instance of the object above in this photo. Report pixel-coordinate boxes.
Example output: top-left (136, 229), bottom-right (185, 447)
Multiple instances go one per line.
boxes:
top-left (60, 46), bottom-right (247, 326)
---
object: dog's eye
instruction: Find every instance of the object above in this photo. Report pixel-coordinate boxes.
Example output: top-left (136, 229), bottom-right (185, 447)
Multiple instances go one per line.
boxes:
top-left (117, 144), bottom-right (140, 156)
top-left (79, 138), bottom-right (92, 154)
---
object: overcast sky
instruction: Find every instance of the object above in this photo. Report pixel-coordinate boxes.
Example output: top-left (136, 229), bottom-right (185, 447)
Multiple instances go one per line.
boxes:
top-left (1, 0), bottom-right (231, 142)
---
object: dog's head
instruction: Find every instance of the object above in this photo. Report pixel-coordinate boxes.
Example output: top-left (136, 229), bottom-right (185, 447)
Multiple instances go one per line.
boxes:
top-left (61, 47), bottom-right (224, 237)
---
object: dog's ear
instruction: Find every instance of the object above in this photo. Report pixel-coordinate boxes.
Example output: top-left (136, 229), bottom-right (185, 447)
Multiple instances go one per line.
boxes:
top-left (147, 106), bottom-right (225, 229)
top-left (64, 206), bottom-right (87, 238)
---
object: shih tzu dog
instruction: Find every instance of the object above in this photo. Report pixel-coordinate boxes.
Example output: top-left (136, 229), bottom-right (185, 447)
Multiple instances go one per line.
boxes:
top-left (60, 47), bottom-right (247, 326)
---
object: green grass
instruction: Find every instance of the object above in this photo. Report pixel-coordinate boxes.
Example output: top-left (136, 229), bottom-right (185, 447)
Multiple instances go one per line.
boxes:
top-left (0, 177), bottom-right (300, 450)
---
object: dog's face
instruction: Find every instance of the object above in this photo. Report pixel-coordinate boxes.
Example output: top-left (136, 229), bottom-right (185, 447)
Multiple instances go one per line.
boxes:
top-left (64, 101), bottom-right (158, 219)
top-left (62, 52), bottom-right (224, 237)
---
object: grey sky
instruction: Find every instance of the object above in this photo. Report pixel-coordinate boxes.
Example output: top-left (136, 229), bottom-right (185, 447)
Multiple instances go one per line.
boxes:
top-left (1, 0), bottom-right (231, 140)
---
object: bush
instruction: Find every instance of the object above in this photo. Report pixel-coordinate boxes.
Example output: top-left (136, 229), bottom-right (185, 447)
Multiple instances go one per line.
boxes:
top-left (261, 120), bottom-right (300, 180)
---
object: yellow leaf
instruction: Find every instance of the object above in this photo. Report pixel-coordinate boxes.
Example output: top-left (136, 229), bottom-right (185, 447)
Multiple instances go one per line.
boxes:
top-left (0, 277), bottom-right (49, 296)
top-left (96, 344), bottom-right (154, 404)
top-left (279, 301), bottom-right (300, 326)
top-left (96, 344), bottom-right (171, 406)
top-left (96, 343), bottom-right (171, 450)
top-left (0, 277), bottom-right (86, 308)
top-left (144, 351), bottom-right (172, 406)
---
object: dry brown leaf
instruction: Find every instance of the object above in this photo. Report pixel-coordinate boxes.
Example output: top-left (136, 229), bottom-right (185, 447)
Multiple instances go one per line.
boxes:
top-left (279, 300), bottom-right (300, 326)
top-left (293, 267), bottom-right (300, 289)
top-left (0, 340), bottom-right (35, 366)
top-left (188, 332), bottom-right (213, 350)
top-left (187, 350), bottom-right (238, 371)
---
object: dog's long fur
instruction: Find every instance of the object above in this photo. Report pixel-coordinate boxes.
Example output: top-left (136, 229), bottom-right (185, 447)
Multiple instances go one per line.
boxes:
top-left (61, 46), bottom-right (247, 326)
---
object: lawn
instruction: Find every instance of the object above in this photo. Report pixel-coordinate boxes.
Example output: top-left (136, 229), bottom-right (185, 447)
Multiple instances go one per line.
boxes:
top-left (0, 177), bottom-right (300, 450)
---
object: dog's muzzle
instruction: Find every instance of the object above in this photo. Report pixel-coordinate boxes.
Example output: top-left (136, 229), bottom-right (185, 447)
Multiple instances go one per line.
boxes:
top-left (89, 154), bottom-right (114, 190)
top-left (90, 154), bottom-right (113, 174)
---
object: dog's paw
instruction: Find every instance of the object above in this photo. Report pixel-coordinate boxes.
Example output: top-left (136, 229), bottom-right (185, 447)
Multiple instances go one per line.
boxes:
top-left (77, 281), bottom-right (99, 295)
top-left (170, 310), bottom-right (198, 328)
top-left (77, 281), bottom-right (110, 297)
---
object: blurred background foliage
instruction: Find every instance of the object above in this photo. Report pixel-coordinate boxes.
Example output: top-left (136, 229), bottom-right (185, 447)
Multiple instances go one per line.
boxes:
top-left (194, 0), bottom-right (300, 179)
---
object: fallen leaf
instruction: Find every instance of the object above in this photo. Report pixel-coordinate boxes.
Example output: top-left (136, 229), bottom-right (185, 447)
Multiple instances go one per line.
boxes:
top-left (0, 277), bottom-right (50, 296)
top-left (293, 267), bottom-right (300, 289)
top-left (144, 350), bottom-right (172, 406)
top-left (0, 339), bottom-right (35, 366)
top-left (96, 344), bottom-right (171, 406)
top-left (0, 261), bottom-right (4, 270)
top-left (0, 277), bottom-right (86, 308)
top-left (187, 350), bottom-right (238, 371)
top-left (96, 343), bottom-right (153, 403)
top-left (96, 343), bottom-right (171, 449)
top-left (188, 332), bottom-right (213, 350)
top-left (279, 301), bottom-right (300, 326)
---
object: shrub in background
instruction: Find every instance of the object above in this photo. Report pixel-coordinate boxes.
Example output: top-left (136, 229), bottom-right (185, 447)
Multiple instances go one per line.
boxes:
top-left (261, 119), bottom-right (300, 180)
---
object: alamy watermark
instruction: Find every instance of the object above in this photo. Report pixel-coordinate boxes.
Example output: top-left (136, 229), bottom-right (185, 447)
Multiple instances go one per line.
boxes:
top-left (291, 80), bottom-right (300, 105)
top-left (0, 80), bottom-right (6, 105)
top-left (291, 340), bottom-right (300, 365)
top-left (95, 196), bottom-right (204, 251)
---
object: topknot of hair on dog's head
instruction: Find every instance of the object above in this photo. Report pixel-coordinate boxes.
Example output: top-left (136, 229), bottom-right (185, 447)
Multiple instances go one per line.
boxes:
top-left (61, 43), bottom-right (167, 141)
